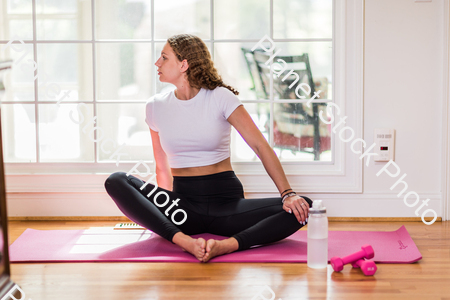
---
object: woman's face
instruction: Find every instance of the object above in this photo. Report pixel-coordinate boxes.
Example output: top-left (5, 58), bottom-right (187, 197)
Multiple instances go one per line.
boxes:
top-left (155, 42), bottom-right (184, 84)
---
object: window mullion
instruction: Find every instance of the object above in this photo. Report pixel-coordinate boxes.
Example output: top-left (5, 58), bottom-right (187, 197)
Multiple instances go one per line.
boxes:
top-left (32, 0), bottom-right (40, 163)
top-left (210, 0), bottom-right (214, 59)
top-left (91, 0), bottom-right (97, 163)
top-left (270, 0), bottom-right (273, 38)
top-left (332, 0), bottom-right (336, 164)
top-left (269, 0), bottom-right (274, 149)
top-left (151, 0), bottom-right (155, 97)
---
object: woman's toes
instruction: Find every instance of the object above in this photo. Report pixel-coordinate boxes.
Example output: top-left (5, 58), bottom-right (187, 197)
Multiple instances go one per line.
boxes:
top-left (203, 239), bottom-right (217, 262)
top-left (198, 237), bottom-right (206, 250)
top-left (196, 238), bottom-right (206, 259)
top-left (187, 238), bottom-right (204, 261)
top-left (205, 239), bottom-right (216, 255)
top-left (206, 239), bottom-right (215, 251)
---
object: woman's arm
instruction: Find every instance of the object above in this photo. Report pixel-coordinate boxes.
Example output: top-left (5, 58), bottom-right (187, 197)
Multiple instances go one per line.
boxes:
top-left (150, 128), bottom-right (173, 191)
top-left (226, 106), bottom-right (290, 194)
top-left (227, 105), bottom-right (309, 223)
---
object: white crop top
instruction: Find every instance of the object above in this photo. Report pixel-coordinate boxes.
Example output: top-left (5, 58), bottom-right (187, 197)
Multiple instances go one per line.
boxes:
top-left (145, 86), bottom-right (243, 168)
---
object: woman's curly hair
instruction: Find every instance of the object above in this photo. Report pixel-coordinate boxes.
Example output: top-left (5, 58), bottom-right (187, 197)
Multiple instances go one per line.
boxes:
top-left (167, 34), bottom-right (239, 95)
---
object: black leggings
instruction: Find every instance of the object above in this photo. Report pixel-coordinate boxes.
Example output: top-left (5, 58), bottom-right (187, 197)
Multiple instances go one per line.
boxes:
top-left (104, 170), bottom-right (313, 251)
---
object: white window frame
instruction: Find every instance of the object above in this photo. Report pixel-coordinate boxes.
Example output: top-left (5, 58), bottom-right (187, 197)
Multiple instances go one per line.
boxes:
top-left (235, 0), bottom-right (363, 194)
top-left (2, 0), bottom-right (364, 196)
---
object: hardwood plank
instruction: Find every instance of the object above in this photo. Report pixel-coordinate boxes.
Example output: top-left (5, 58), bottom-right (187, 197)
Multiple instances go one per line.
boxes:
top-left (7, 221), bottom-right (450, 300)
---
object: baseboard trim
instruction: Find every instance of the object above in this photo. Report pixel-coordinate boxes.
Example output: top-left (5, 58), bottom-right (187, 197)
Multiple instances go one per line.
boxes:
top-left (7, 216), bottom-right (442, 222)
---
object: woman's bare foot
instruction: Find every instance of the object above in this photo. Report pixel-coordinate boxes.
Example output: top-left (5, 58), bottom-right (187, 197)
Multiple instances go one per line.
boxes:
top-left (172, 232), bottom-right (206, 261)
top-left (188, 238), bottom-right (206, 261)
top-left (202, 237), bottom-right (239, 263)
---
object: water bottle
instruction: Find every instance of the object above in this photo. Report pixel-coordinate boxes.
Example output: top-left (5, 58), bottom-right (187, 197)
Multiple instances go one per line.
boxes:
top-left (307, 200), bottom-right (328, 269)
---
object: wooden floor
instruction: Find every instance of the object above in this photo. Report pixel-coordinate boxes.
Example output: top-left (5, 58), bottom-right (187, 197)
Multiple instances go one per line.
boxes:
top-left (6, 220), bottom-right (450, 300)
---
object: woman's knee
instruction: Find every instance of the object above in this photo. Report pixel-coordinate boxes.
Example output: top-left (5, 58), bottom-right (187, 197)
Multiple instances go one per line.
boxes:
top-left (104, 171), bottom-right (128, 193)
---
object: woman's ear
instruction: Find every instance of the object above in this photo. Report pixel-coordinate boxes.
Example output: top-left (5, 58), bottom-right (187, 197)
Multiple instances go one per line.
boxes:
top-left (181, 59), bottom-right (189, 72)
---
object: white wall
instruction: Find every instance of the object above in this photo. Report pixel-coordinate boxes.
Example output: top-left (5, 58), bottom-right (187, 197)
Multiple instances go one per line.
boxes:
top-left (362, 0), bottom-right (444, 217)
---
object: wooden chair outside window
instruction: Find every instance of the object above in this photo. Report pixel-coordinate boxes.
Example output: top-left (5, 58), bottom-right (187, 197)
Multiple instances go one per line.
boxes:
top-left (241, 48), bottom-right (331, 160)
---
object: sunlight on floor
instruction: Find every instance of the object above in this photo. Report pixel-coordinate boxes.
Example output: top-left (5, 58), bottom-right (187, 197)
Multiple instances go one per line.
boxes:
top-left (69, 227), bottom-right (151, 254)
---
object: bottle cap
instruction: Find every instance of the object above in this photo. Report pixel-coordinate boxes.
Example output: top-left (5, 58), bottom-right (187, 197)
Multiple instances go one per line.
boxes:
top-left (309, 200), bottom-right (326, 214)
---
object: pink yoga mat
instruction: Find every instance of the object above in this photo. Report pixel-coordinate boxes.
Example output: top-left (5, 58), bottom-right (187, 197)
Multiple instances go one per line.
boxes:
top-left (9, 225), bottom-right (421, 263)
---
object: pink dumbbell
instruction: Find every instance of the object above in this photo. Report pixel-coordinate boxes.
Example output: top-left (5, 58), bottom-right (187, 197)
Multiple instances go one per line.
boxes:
top-left (330, 244), bottom-right (375, 272)
top-left (351, 259), bottom-right (377, 276)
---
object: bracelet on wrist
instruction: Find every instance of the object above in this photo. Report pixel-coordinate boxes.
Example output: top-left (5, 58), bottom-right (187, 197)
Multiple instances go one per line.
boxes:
top-left (282, 192), bottom-right (297, 203)
top-left (280, 188), bottom-right (292, 197)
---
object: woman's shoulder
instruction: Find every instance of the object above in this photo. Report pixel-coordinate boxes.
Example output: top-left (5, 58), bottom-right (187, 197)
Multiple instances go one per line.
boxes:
top-left (208, 86), bottom-right (242, 118)
top-left (208, 86), bottom-right (240, 104)
top-left (146, 90), bottom-right (173, 106)
top-left (210, 86), bottom-right (236, 97)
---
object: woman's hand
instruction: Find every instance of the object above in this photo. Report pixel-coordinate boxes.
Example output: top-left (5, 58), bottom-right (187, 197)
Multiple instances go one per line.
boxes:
top-left (283, 195), bottom-right (309, 224)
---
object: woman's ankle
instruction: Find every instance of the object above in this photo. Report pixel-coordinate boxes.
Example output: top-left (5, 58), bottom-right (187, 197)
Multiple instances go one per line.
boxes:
top-left (172, 231), bottom-right (190, 245)
top-left (222, 237), bottom-right (239, 253)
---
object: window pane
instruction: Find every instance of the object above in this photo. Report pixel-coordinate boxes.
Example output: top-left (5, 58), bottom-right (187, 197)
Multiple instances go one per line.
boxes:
top-left (214, 0), bottom-right (270, 40)
top-left (37, 43), bottom-right (93, 102)
top-left (96, 43), bottom-right (152, 101)
top-left (39, 103), bottom-right (94, 162)
top-left (0, 43), bottom-right (35, 101)
top-left (7, 0), bottom-right (32, 13)
top-left (37, 0), bottom-right (79, 13)
top-left (214, 42), bottom-right (261, 100)
top-left (8, 20), bottom-right (33, 41)
top-left (154, 0), bottom-right (210, 40)
top-left (95, 0), bottom-right (151, 40)
top-left (230, 103), bottom-right (269, 162)
top-left (2, 0), bottom-right (33, 40)
top-left (274, 0), bottom-right (332, 39)
top-left (96, 103), bottom-right (153, 163)
top-left (275, 42), bottom-right (332, 100)
top-left (36, 0), bottom-right (92, 40)
top-left (1, 104), bottom-right (36, 162)
top-left (274, 102), bottom-right (331, 162)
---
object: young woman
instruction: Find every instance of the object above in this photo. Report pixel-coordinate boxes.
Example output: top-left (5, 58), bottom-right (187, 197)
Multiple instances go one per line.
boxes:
top-left (105, 34), bottom-right (313, 263)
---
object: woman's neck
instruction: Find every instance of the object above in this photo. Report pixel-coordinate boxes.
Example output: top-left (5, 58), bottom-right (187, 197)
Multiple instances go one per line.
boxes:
top-left (174, 85), bottom-right (200, 100)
